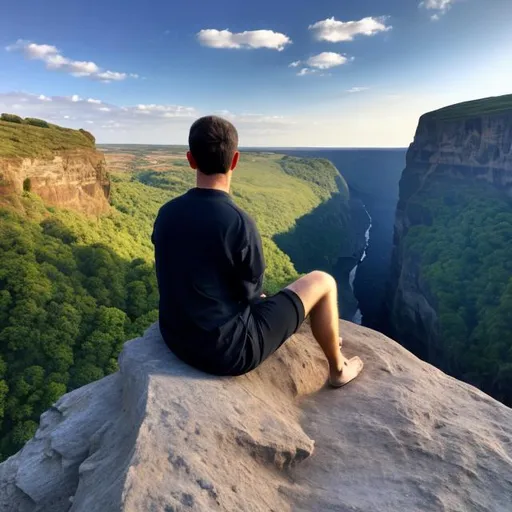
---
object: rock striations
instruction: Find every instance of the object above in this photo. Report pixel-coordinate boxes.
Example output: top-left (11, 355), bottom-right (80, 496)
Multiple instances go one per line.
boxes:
top-left (0, 119), bottom-right (110, 214)
top-left (1, 321), bottom-right (511, 511)
top-left (0, 150), bottom-right (110, 215)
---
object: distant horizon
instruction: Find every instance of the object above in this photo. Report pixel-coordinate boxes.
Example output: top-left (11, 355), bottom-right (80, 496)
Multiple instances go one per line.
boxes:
top-left (98, 143), bottom-right (408, 151)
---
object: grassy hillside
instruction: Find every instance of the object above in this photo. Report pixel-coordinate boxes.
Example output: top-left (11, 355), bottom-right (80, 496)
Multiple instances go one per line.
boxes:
top-left (0, 117), bottom-right (95, 158)
top-left (425, 94), bottom-right (512, 121)
top-left (0, 144), bottom-right (352, 459)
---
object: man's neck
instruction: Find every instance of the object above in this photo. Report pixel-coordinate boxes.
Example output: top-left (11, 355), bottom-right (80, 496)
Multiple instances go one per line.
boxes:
top-left (196, 171), bottom-right (231, 193)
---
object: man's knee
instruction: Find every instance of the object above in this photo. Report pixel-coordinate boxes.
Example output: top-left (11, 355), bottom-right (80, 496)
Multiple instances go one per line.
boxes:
top-left (309, 270), bottom-right (337, 291)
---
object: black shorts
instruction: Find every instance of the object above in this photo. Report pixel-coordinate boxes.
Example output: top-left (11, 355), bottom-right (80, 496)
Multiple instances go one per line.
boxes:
top-left (162, 289), bottom-right (306, 377)
top-left (231, 288), bottom-right (306, 375)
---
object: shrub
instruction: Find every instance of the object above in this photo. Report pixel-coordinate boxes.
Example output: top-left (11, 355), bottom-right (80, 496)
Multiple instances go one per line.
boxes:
top-left (79, 129), bottom-right (96, 144)
top-left (23, 178), bottom-right (31, 192)
top-left (25, 118), bottom-right (49, 128)
top-left (1, 113), bottom-right (23, 124)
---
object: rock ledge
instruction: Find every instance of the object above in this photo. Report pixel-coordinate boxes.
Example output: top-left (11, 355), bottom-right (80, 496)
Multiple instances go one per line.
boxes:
top-left (1, 321), bottom-right (511, 511)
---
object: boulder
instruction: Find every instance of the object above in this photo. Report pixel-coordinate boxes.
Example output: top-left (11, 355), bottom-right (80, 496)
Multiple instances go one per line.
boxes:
top-left (1, 321), bottom-right (511, 511)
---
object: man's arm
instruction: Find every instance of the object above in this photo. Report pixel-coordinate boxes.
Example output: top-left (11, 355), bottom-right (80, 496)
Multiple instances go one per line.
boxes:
top-left (237, 216), bottom-right (266, 302)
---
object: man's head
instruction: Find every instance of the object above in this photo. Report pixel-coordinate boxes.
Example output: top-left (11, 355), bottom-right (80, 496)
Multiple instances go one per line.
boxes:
top-left (187, 116), bottom-right (239, 176)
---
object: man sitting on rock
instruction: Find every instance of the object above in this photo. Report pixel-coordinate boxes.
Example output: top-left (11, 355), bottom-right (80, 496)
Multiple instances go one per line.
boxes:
top-left (152, 116), bottom-right (363, 387)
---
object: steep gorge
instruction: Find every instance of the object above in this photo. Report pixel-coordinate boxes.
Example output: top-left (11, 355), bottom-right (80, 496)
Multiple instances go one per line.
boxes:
top-left (386, 95), bottom-right (512, 404)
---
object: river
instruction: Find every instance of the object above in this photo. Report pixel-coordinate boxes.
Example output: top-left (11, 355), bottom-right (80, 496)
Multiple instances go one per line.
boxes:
top-left (349, 205), bottom-right (373, 324)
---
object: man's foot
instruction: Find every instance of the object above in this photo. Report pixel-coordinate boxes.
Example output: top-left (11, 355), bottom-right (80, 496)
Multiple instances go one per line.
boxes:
top-left (329, 357), bottom-right (364, 388)
top-left (339, 336), bottom-right (343, 348)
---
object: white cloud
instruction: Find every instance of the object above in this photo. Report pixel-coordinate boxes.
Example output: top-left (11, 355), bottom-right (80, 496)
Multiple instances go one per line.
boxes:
top-left (347, 87), bottom-right (369, 93)
top-left (5, 40), bottom-right (136, 82)
top-left (289, 61), bottom-right (301, 68)
top-left (307, 52), bottom-right (348, 69)
top-left (294, 52), bottom-right (349, 76)
top-left (136, 104), bottom-right (197, 116)
top-left (197, 29), bottom-right (291, 51)
top-left (19, 42), bottom-right (57, 59)
top-left (96, 71), bottom-right (127, 81)
top-left (297, 68), bottom-right (316, 76)
top-left (0, 91), bottom-right (293, 143)
top-left (0, 92), bottom-right (197, 124)
top-left (420, 0), bottom-right (457, 18)
top-left (309, 16), bottom-right (392, 43)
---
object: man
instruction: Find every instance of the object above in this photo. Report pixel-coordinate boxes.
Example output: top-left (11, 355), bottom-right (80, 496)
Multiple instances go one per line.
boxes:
top-left (152, 116), bottom-right (363, 387)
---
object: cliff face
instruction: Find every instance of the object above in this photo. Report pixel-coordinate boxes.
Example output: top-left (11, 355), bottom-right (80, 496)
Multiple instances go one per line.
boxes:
top-left (387, 99), bottom-right (512, 361)
top-left (1, 321), bottom-right (511, 512)
top-left (0, 149), bottom-right (110, 214)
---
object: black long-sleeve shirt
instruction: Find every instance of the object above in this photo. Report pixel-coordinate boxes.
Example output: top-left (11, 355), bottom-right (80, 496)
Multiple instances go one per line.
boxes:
top-left (152, 187), bottom-right (265, 369)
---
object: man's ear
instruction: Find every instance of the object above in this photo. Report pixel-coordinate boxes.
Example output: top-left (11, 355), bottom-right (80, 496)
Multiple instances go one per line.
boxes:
top-left (187, 151), bottom-right (198, 170)
top-left (230, 151), bottom-right (240, 171)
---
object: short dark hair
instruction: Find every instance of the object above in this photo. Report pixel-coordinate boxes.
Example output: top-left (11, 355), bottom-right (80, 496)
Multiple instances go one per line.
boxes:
top-left (188, 116), bottom-right (239, 175)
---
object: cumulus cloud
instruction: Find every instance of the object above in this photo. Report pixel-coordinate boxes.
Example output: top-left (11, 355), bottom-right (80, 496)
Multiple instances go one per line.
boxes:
top-left (197, 29), bottom-right (291, 51)
top-left (289, 61), bottom-right (301, 68)
top-left (295, 52), bottom-right (349, 76)
top-left (420, 0), bottom-right (457, 19)
top-left (347, 87), bottom-right (369, 93)
top-left (5, 40), bottom-right (137, 82)
top-left (309, 16), bottom-right (392, 43)
top-left (0, 92), bottom-right (196, 124)
top-left (136, 104), bottom-right (197, 116)
top-left (0, 91), bottom-right (291, 143)
top-left (307, 52), bottom-right (348, 69)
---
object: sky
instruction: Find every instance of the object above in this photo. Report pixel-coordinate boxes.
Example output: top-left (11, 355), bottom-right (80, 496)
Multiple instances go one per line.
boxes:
top-left (0, 0), bottom-right (511, 147)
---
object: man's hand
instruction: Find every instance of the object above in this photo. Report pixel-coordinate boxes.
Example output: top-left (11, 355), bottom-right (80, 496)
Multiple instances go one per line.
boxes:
top-left (260, 293), bottom-right (267, 298)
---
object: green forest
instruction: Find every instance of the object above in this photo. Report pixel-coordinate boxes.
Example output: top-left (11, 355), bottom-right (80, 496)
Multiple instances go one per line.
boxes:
top-left (0, 147), bottom-right (350, 460)
top-left (405, 181), bottom-right (512, 405)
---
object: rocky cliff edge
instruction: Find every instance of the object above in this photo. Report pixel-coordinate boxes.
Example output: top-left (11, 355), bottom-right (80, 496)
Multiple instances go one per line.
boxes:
top-left (0, 149), bottom-right (110, 215)
top-left (0, 119), bottom-right (110, 214)
top-left (386, 97), bottom-right (512, 359)
top-left (1, 321), bottom-right (511, 512)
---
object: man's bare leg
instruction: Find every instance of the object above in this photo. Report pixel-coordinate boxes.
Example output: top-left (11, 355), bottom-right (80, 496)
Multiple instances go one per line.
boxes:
top-left (286, 271), bottom-right (363, 387)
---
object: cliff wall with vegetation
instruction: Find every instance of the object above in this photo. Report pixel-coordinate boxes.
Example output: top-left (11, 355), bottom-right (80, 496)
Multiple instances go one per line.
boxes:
top-left (0, 116), bottom-right (109, 214)
top-left (387, 95), bottom-right (512, 404)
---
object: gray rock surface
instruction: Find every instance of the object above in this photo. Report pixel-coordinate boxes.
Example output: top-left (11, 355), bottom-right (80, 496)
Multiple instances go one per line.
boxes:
top-left (1, 321), bottom-right (511, 511)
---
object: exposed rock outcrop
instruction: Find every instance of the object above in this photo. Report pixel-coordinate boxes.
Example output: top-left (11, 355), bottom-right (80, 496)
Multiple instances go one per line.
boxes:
top-left (1, 321), bottom-right (511, 511)
top-left (386, 98), bottom-right (512, 359)
top-left (0, 149), bottom-right (110, 214)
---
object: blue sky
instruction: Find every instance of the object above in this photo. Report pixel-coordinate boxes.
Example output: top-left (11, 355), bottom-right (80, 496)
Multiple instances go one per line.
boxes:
top-left (0, 0), bottom-right (511, 146)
